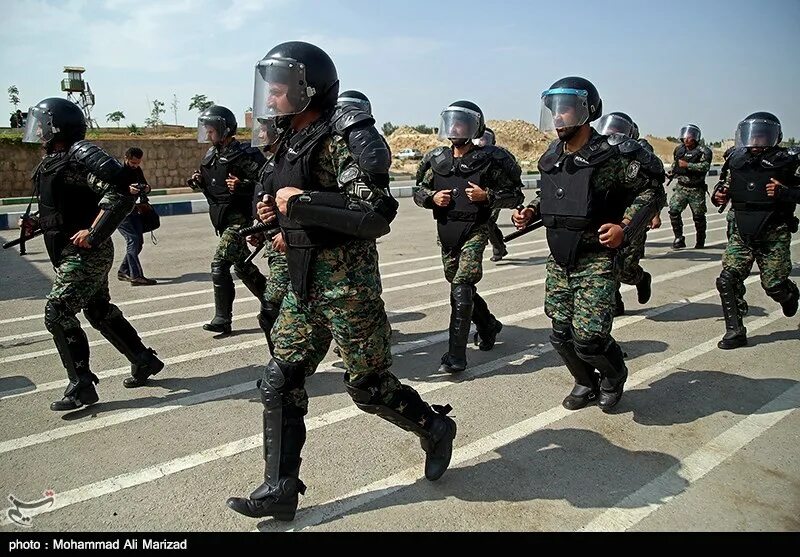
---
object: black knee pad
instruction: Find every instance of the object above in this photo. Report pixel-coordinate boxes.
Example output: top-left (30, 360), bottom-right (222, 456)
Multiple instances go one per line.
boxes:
top-left (258, 359), bottom-right (307, 410)
top-left (716, 269), bottom-right (739, 293)
top-left (451, 284), bottom-right (475, 304)
top-left (573, 335), bottom-right (610, 359)
top-left (211, 264), bottom-right (232, 284)
top-left (343, 371), bottom-right (384, 407)
top-left (765, 280), bottom-right (799, 304)
top-left (668, 211), bottom-right (681, 220)
top-left (44, 299), bottom-right (72, 333)
top-left (549, 321), bottom-right (572, 348)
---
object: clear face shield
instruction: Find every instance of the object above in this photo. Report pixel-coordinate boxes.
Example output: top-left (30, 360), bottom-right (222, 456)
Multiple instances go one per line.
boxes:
top-left (735, 119), bottom-right (781, 149)
top-left (22, 106), bottom-right (56, 144)
top-left (197, 115), bottom-right (229, 145)
top-left (539, 88), bottom-right (591, 134)
top-left (680, 125), bottom-right (701, 144)
top-left (252, 117), bottom-right (279, 149)
top-left (595, 114), bottom-right (634, 138)
top-left (473, 129), bottom-right (496, 147)
top-left (437, 107), bottom-right (481, 143)
top-left (252, 58), bottom-right (314, 124)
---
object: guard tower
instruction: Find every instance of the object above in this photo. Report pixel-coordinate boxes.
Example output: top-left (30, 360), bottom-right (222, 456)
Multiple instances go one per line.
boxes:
top-left (61, 66), bottom-right (97, 128)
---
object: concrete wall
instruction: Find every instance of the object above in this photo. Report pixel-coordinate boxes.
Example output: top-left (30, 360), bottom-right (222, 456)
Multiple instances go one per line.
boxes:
top-left (0, 138), bottom-right (210, 198)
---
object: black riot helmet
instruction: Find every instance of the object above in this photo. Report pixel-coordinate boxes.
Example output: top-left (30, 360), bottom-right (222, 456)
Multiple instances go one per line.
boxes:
top-left (735, 111), bottom-right (782, 149)
top-left (337, 90), bottom-right (372, 115)
top-left (474, 126), bottom-right (496, 147)
top-left (596, 111), bottom-right (635, 138)
top-left (438, 100), bottom-right (485, 146)
top-left (252, 41), bottom-right (339, 125)
top-left (679, 123), bottom-right (702, 145)
top-left (540, 76), bottom-right (602, 142)
top-left (22, 97), bottom-right (86, 149)
top-left (197, 105), bottom-right (237, 145)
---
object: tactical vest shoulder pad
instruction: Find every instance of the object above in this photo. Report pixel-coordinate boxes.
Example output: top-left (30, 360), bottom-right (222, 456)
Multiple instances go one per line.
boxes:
top-left (573, 135), bottom-right (616, 168)
top-left (68, 140), bottom-right (124, 185)
top-left (727, 147), bottom-right (751, 170)
top-left (426, 146), bottom-right (453, 175)
top-left (331, 104), bottom-right (374, 136)
top-left (37, 152), bottom-right (70, 176)
top-left (201, 146), bottom-right (217, 167)
top-left (760, 148), bottom-right (796, 170)
top-left (538, 139), bottom-right (562, 172)
top-left (617, 138), bottom-right (642, 154)
top-left (702, 146), bottom-right (713, 159)
top-left (638, 138), bottom-right (655, 153)
top-left (286, 119), bottom-right (333, 162)
top-left (486, 145), bottom-right (522, 179)
top-left (242, 142), bottom-right (267, 166)
top-left (674, 144), bottom-right (685, 159)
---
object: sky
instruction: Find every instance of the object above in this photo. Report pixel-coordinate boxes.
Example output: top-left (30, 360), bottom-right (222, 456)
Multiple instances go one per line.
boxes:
top-left (3, 0), bottom-right (799, 141)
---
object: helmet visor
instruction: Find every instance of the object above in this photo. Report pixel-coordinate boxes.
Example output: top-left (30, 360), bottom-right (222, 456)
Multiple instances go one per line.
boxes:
top-left (252, 117), bottom-right (279, 149)
top-left (22, 106), bottom-right (56, 144)
top-left (595, 113), bottom-right (634, 138)
top-left (735, 119), bottom-right (781, 148)
top-left (253, 58), bottom-right (313, 120)
top-left (197, 115), bottom-right (229, 144)
top-left (539, 88), bottom-right (591, 133)
top-left (680, 125), bottom-right (701, 142)
top-left (337, 95), bottom-right (372, 115)
top-left (437, 107), bottom-right (481, 141)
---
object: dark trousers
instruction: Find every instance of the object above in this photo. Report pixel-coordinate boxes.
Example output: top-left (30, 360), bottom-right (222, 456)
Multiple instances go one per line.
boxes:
top-left (118, 213), bottom-right (145, 279)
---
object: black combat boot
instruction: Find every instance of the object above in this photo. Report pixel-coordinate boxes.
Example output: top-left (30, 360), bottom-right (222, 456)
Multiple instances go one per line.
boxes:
top-left (346, 375), bottom-right (457, 481)
top-left (717, 270), bottom-right (748, 349)
top-left (550, 323), bottom-right (599, 410)
top-left (575, 336), bottom-right (627, 412)
top-left (670, 211), bottom-right (685, 249)
top-left (438, 284), bottom-right (473, 373)
top-left (472, 292), bottom-right (503, 351)
top-left (766, 280), bottom-right (799, 318)
top-left (694, 216), bottom-right (707, 249)
top-left (204, 264), bottom-right (234, 334)
top-left (227, 361), bottom-right (308, 520)
top-left (48, 325), bottom-right (100, 411)
top-left (636, 271), bottom-right (652, 304)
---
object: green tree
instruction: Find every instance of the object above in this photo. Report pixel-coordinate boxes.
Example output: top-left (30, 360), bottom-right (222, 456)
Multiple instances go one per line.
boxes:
top-left (382, 122), bottom-right (397, 136)
top-left (8, 85), bottom-right (20, 109)
top-left (413, 124), bottom-right (434, 134)
top-left (188, 94), bottom-right (214, 113)
top-left (144, 99), bottom-right (166, 128)
top-left (106, 110), bottom-right (126, 127)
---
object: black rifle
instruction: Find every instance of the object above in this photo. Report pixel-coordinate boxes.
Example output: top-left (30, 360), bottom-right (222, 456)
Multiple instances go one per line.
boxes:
top-left (238, 221), bottom-right (281, 264)
top-left (4, 228), bottom-right (43, 250)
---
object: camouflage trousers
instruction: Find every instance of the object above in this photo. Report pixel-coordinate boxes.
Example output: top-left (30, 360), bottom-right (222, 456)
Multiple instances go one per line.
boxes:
top-left (669, 184), bottom-right (707, 218)
top-left (211, 222), bottom-right (264, 283)
top-left (616, 232), bottom-right (647, 286)
top-left (441, 224), bottom-right (489, 285)
top-left (722, 214), bottom-right (794, 315)
top-left (272, 241), bottom-right (395, 414)
top-left (545, 251), bottom-right (616, 341)
top-left (263, 247), bottom-right (289, 307)
top-left (48, 240), bottom-right (115, 327)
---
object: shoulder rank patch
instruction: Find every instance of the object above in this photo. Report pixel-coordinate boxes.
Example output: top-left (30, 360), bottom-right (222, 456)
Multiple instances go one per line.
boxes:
top-left (626, 160), bottom-right (641, 181)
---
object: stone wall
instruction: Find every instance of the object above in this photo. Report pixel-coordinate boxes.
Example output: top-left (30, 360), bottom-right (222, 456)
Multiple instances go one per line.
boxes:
top-left (0, 138), bottom-right (210, 198)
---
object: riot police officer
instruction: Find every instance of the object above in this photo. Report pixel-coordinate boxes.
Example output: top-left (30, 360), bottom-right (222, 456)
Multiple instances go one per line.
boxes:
top-left (596, 112), bottom-right (667, 316)
top-left (668, 124), bottom-right (713, 249)
top-left (226, 41), bottom-right (456, 521)
top-left (21, 97), bottom-right (164, 410)
top-left (414, 102), bottom-right (524, 373)
top-left (512, 77), bottom-right (663, 411)
top-left (712, 112), bottom-right (799, 349)
top-left (187, 105), bottom-right (268, 335)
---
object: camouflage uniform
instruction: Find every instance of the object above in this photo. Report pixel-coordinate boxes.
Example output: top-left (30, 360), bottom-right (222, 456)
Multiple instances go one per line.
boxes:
top-left (715, 146), bottom-right (800, 349)
top-left (668, 143), bottom-right (712, 248)
top-left (529, 131), bottom-right (662, 411)
top-left (414, 144), bottom-right (524, 372)
top-left (40, 154), bottom-right (163, 410)
top-left (227, 105), bottom-right (456, 522)
top-left (191, 138), bottom-right (267, 331)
